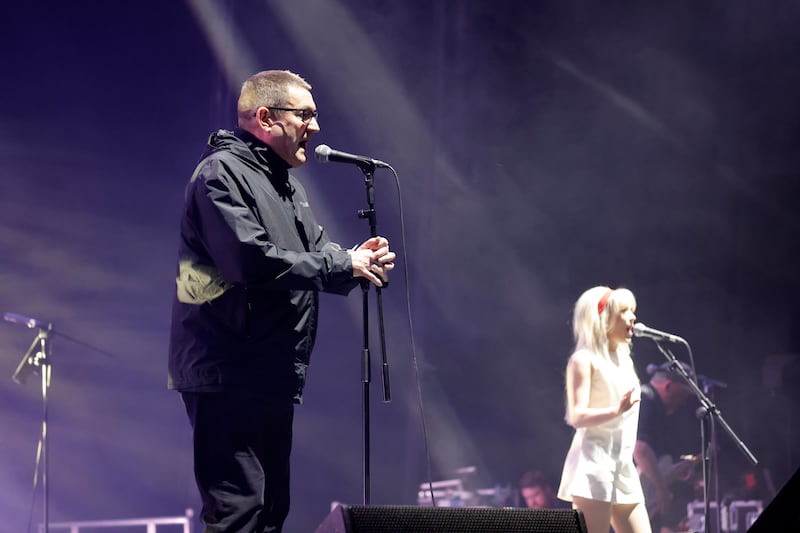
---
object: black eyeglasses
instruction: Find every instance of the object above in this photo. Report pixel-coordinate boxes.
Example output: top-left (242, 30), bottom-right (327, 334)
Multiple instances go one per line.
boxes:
top-left (266, 107), bottom-right (319, 123)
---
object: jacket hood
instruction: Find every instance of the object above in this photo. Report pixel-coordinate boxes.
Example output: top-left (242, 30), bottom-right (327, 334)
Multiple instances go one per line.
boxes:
top-left (203, 128), bottom-right (291, 174)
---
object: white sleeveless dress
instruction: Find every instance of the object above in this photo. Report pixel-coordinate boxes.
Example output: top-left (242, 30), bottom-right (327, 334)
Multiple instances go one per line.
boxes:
top-left (557, 349), bottom-right (644, 504)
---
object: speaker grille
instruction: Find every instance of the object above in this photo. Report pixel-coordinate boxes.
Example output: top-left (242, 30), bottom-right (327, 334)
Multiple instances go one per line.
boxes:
top-left (318, 504), bottom-right (586, 533)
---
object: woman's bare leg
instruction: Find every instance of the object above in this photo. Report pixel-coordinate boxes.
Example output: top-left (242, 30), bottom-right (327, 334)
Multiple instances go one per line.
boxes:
top-left (610, 501), bottom-right (652, 533)
top-left (572, 495), bottom-right (612, 533)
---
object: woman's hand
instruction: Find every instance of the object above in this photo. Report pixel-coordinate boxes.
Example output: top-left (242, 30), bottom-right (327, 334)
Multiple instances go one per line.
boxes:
top-left (617, 387), bottom-right (640, 415)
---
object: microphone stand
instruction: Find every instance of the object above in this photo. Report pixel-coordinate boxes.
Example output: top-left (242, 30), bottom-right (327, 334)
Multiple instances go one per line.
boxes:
top-left (652, 342), bottom-right (757, 533)
top-left (354, 161), bottom-right (392, 505)
top-left (702, 379), bottom-right (722, 533)
top-left (5, 313), bottom-right (113, 533)
top-left (12, 323), bottom-right (54, 533)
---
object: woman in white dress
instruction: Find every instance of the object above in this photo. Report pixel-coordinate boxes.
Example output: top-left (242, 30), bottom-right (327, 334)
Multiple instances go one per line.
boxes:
top-left (557, 286), bottom-right (651, 533)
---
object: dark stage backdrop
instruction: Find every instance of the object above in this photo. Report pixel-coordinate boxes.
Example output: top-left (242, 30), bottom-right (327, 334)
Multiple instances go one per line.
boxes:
top-left (2, 1), bottom-right (798, 532)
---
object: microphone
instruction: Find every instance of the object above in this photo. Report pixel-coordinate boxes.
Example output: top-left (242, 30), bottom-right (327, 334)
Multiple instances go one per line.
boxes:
top-left (633, 322), bottom-right (685, 343)
top-left (4, 312), bottom-right (50, 330)
top-left (315, 144), bottom-right (389, 169)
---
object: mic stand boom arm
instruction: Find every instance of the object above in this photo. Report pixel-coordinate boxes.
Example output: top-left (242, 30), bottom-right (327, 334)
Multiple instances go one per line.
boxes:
top-left (653, 343), bottom-right (757, 464)
top-left (653, 342), bottom-right (757, 533)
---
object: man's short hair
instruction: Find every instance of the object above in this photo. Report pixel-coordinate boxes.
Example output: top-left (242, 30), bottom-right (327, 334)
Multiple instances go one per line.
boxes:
top-left (519, 470), bottom-right (552, 489)
top-left (237, 70), bottom-right (312, 125)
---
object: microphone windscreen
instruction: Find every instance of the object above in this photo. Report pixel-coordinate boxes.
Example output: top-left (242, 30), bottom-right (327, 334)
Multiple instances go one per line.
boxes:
top-left (314, 144), bottom-right (331, 163)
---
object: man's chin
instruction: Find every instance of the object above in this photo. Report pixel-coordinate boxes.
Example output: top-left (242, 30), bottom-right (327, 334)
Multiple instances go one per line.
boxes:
top-left (291, 149), bottom-right (308, 167)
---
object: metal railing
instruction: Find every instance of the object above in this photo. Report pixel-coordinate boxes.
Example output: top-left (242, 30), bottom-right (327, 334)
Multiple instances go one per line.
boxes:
top-left (40, 508), bottom-right (194, 533)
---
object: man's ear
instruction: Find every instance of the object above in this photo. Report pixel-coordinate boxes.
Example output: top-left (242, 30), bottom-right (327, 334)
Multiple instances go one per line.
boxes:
top-left (260, 109), bottom-right (272, 126)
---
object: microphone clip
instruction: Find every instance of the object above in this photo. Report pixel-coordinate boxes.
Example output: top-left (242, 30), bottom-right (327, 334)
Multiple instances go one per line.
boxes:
top-left (12, 328), bottom-right (52, 385)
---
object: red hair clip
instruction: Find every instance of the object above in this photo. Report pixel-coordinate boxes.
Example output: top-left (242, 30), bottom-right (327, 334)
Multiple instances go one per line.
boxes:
top-left (597, 289), bottom-right (613, 315)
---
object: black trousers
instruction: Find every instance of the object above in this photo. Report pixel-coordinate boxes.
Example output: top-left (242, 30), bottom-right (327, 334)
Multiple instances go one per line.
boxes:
top-left (182, 392), bottom-right (294, 533)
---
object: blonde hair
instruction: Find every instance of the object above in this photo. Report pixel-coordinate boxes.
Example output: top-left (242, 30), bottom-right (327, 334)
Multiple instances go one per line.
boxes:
top-left (572, 286), bottom-right (636, 360)
top-left (237, 70), bottom-right (312, 126)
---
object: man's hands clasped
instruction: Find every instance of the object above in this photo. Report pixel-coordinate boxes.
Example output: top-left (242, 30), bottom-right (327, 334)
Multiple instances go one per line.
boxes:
top-left (349, 236), bottom-right (395, 287)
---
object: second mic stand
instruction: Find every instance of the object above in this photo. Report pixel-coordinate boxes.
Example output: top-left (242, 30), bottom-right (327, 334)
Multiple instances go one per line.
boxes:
top-left (13, 324), bottom-right (54, 533)
top-left (653, 342), bottom-right (757, 533)
top-left (354, 161), bottom-right (391, 505)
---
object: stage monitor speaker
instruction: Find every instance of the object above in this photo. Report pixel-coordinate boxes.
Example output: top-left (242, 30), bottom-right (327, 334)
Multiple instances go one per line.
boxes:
top-left (747, 467), bottom-right (800, 532)
top-left (314, 504), bottom-right (588, 533)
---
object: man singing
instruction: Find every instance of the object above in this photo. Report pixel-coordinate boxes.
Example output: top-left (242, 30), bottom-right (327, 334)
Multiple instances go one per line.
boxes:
top-left (168, 70), bottom-right (395, 532)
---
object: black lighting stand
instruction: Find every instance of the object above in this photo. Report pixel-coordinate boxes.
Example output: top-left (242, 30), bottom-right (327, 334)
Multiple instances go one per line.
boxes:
top-left (653, 341), bottom-right (757, 533)
top-left (354, 161), bottom-right (392, 505)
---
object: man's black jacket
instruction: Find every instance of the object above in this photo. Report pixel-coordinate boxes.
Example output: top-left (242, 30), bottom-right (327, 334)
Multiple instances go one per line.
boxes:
top-left (168, 129), bottom-right (358, 403)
